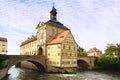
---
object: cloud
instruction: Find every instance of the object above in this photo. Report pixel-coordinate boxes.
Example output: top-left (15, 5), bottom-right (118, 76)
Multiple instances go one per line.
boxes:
top-left (0, 0), bottom-right (120, 54)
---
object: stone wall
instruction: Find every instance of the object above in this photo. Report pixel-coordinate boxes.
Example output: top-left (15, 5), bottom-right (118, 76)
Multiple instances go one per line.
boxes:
top-left (0, 68), bottom-right (8, 80)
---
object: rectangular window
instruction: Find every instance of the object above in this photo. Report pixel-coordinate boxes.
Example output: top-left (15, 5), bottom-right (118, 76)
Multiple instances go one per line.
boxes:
top-left (62, 61), bottom-right (65, 64)
top-left (58, 53), bottom-right (60, 56)
top-left (74, 47), bottom-right (76, 50)
top-left (62, 53), bottom-right (64, 56)
top-left (65, 53), bottom-right (68, 56)
top-left (2, 50), bottom-right (5, 52)
top-left (48, 47), bottom-right (50, 50)
top-left (70, 53), bottom-right (72, 56)
top-left (63, 45), bottom-right (65, 49)
top-left (48, 53), bottom-right (50, 56)
top-left (66, 61), bottom-right (70, 65)
top-left (66, 45), bottom-right (69, 49)
top-left (73, 61), bottom-right (76, 64)
top-left (58, 46), bottom-right (60, 49)
top-left (69, 46), bottom-right (71, 50)
top-left (2, 44), bottom-right (5, 46)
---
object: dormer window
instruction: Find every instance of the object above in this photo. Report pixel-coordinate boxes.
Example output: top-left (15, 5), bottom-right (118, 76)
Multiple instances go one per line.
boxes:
top-left (60, 36), bottom-right (64, 38)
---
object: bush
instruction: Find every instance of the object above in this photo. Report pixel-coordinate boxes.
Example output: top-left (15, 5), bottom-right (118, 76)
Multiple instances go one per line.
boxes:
top-left (95, 55), bottom-right (120, 71)
top-left (0, 55), bottom-right (8, 68)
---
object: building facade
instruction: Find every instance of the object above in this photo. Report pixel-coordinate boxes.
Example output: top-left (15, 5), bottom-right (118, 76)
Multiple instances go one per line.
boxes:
top-left (0, 37), bottom-right (7, 55)
top-left (87, 47), bottom-right (102, 57)
top-left (20, 35), bottom-right (38, 55)
top-left (20, 4), bottom-right (78, 72)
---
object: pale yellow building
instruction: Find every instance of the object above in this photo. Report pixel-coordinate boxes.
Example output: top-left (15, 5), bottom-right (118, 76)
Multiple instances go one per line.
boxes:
top-left (20, 35), bottom-right (38, 55)
top-left (20, 4), bottom-right (78, 72)
top-left (47, 30), bottom-right (77, 68)
top-left (0, 37), bottom-right (7, 55)
top-left (87, 47), bottom-right (102, 57)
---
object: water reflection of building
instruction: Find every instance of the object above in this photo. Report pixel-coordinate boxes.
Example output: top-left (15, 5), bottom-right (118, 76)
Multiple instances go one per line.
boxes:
top-left (87, 47), bottom-right (102, 57)
top-left (0, 37), bottom-right (7, 55)
top-left (20, 4), bottom-right (78, 72)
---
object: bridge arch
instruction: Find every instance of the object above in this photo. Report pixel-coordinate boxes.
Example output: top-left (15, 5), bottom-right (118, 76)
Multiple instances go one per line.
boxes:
top-left (77, 59), bottom-right (90, 70)
top-left (8, 58), bottom-right (46, 73)
top-left (0, 55), bottom-right (46, 79)
top-left (26, 60), bottom-right (45, 72)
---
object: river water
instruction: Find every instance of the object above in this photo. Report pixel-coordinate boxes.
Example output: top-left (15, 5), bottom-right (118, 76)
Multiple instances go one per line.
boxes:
top-left (5, 66), bottom-right (120, 80)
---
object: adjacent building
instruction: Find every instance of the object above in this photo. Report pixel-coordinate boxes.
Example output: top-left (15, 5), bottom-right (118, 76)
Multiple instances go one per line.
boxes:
top-left (0, 37), bottom-right (7, 55)
top-left (87, 47), bottom-right (102, 57)
top-left (20, 4), bottom-right (78, 72)
top-left (20, 35), bottom-right (37, 55)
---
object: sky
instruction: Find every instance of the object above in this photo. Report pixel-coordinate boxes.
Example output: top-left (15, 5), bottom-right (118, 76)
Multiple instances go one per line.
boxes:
top-left (0, 0), bottom-right (120, 55)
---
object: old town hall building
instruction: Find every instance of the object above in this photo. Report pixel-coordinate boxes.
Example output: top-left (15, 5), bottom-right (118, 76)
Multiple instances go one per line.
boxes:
top-left (20, 4), bottom-right (78, 72)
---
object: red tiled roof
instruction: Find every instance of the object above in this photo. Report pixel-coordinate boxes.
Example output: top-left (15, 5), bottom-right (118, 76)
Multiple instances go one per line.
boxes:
top-left (87, 47), bottom-right (102, 57)
top-left (20, 35), bottom-right (37, 47)
top-left (47, 30), bottom-right (69, 45)
top-left (87, 47), bottom-right (102, 53)
top-left (0, 37), bottom-right (7, 42)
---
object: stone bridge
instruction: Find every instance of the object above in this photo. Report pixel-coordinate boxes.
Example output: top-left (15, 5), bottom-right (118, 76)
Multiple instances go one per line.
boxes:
top-left (0, 55), bottom-right (46, 79)
top-left (7, 55), bottom-right (46, 71)
top-left (0, 55), bottom-right (96, 79)
top-left (77, 56), bottom-right (96, 69)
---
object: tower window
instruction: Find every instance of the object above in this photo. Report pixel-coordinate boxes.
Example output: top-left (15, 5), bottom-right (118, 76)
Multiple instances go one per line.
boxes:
top-left (51, 29), bottom-right (55, 35)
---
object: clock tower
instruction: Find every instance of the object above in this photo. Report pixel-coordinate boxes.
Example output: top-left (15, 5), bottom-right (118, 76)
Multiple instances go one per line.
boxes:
top-left (50, 2), bottom-right (57, 20)
top-left (36, 3), bottom-right (68, 57)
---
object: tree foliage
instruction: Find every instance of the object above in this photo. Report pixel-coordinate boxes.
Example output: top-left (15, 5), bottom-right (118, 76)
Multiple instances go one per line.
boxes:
top-left (95, 54), bottom-right (120, 71)
top-left (0, 55), bottom-right (8, 68)
top-left (105, 43), bottom-right (120, 57)
top-left (77, 46), bottom-right (87, 56)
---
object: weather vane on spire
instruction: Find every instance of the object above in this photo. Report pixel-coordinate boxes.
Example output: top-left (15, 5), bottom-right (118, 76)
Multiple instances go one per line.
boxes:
top-left (53, 2), bottom-right (55, 8)
top-left (53, 2), bottom-right (54, 6)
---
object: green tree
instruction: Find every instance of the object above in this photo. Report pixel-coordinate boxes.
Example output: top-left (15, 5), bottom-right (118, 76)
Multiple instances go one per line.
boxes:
top-left (105, 43), bottom-right (120, 57)
top-left (105, 44), bottom-right (116, 56)
top-left (0, 55), bottom-right (8, 68)
top-left (77, 46), bottom-right (87, 57)
top-left (116, 44), bottom-right (120, 57)
top-left (96, 55), bottom-right (120, 71)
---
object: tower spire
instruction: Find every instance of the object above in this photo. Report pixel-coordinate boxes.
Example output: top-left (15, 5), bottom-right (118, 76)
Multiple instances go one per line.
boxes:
top-left (50, 2), bottom-right (57, 20)
top-left (53, 2), bottom-right (55, 8)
